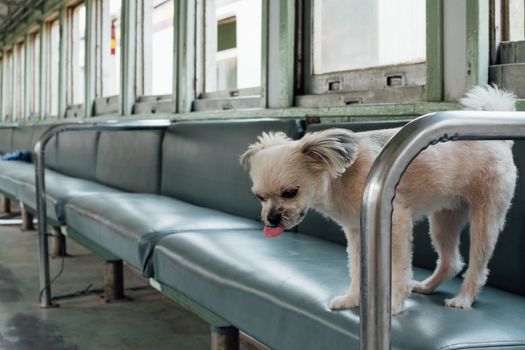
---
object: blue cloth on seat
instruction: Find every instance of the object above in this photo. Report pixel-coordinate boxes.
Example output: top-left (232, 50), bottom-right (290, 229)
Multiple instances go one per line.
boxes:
top-left (0, 150), bottom-right (31, 162)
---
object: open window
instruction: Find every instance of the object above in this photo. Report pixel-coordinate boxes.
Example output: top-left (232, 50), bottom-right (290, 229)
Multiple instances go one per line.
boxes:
top-left (4, 49), bottom-right (13, 120)
top-left (489, 0), bottom-right (525, 98)
top-left (14, 41), bottom-right (25, 120)
top-left (297, 0), bottom-right (426, 106)
top-left (28, 31), bottom-right (40, 119)
top-left (94, 0), bottom-right (122, 115)
top-left (194, 0), bottom-right (264, 111)
top-left (66, 2), bottom-right (86, 117)
top-left (134, 0), bottom-right (175, 114)
top-left (45, 17), bottom-right (60, 117)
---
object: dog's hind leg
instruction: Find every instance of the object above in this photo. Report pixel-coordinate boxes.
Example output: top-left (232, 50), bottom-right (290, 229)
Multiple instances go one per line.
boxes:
top-left (445, 189), bottom-right (512, 309)
top-left (413, 204), bottom-right (468, 294)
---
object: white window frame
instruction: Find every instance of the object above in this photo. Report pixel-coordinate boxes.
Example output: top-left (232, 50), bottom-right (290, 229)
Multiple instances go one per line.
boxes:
top-left (93, 0), bottom-right (121, 115)
top-left (296, 0), bottom-right (426, 107)
top-left (193, 0), bottom-right (266, 112)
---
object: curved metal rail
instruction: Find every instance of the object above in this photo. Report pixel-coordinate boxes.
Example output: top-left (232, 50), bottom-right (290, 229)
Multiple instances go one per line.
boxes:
top-left (360, 110), bottom-right (525, 350)
top-left (35, 119), bottom-right (171, 307)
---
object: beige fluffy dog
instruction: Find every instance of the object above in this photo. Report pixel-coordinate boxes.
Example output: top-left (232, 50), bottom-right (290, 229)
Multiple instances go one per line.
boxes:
top-left (241, 85), bottom-right (517, 315)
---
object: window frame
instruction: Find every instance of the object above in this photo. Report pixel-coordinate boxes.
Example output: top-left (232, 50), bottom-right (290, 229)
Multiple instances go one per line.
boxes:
top-left (93, 0), bottom-right (122, 116)
top-left (133, 0), bottom-right (176, 115)
top-left (66, 1), bottom-right (87, 111)
top-left (192, 0), bottom-right (267, 112)
top-left (296, 0), bottom-right (427, 107)
top-left (44, 15), bottom-right (61, 118)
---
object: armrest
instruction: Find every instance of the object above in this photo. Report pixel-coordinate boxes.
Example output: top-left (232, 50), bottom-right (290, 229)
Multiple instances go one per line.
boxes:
top-left (34, 119), bottom-right (171, 307)
top-left (361, 110), bottom-right (525, 350)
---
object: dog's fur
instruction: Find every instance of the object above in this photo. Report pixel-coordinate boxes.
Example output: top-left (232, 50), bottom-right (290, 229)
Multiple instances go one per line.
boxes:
top-left (241, 85), bottom-right (518, 314)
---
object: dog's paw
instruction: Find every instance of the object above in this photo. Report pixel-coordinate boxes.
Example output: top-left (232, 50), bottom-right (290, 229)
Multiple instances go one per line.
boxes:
top-left (445, 295), bottom-right (473, 310)
top-left (330, 294), bottom-right (359, 310)
top-left (391, 294), bottom-right (406, 315)
top-left (411, 280), bottom-right (434, 295)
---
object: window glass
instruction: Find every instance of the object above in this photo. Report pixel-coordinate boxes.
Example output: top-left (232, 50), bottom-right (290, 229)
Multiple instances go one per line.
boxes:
top-left (29, 33), bottom-right (40, 117)
top-left (70, 4), bottom-right (86, 105)
top-left (99, 0), bottom-right (121, 97)
top-left (312, 0), bottom-right (425, 74)
top-left (143, 0), bottom-right (174, 96)
top-left (506, 0), bottom-right (524, 41)
top-left (15, 42), bottom-right (25, 119)
top-left (4, 50), bottom-right (13, 119)
top-left (204, 0), bottom-right (262, 93)
top-left (47, 19), bottom-right (60, 116)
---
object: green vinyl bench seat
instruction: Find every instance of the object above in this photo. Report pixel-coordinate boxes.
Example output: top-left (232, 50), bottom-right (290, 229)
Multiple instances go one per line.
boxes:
top-left (152, 229), bottom-right (525, 350)
top-left (63, 193), bottom-right (262, 276)
top-left (19, 172), bottom-right (120, 223)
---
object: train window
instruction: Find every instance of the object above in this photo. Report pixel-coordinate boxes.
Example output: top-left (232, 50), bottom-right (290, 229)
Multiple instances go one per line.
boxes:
top-left (46, 18), bottom-right (60, 117)
top-left (68, 3), bottom-right (86, 107)
top-left (489, 0), bottom-right (525, 97)
top-left (298, 0), bottom-right (426, 106)
top-left (4, 50), bottom-right (13, 120)
top-left (97, 0), bottom-right (121, 99)
top-left (28, 32), bottom-right (40, 118)
top-left (14, 42), bottom-right (25, 120)
top-left (139, 0), bottom-right (175, 97)
top-left (195, 0), bottom-right (263, 111)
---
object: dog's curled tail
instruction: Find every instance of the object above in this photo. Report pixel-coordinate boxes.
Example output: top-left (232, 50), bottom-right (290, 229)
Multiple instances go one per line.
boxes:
top-left (459, 84), bottom-right (516, 112)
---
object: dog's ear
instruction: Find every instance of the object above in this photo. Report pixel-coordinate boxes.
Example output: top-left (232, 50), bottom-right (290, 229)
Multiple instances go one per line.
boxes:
top-left (298, 128), bottom-right (358, 177)
top-left (240, 131), bottom-right (291, 169)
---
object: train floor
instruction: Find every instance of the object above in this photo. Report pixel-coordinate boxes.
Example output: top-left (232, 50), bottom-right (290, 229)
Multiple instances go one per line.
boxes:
top-left (0, 217), bottom-right (263, 350)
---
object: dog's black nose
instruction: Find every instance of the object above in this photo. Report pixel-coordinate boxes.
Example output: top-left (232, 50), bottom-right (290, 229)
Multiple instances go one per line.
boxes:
top-left (267, 211), bottom-right (282, 226)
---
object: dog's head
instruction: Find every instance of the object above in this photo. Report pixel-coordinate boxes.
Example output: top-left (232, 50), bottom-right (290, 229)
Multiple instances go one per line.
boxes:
top-left (240, 128), bottom-right (358, 237)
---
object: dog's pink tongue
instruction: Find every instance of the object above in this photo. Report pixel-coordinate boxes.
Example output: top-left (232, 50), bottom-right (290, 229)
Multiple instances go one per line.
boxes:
top-left (263, 226), bottom-right (285, 238)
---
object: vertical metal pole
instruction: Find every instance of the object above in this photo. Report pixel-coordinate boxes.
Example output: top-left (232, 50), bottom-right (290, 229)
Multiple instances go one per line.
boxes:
top-left (211, 326), bottom-right (239, 350)
top-left (35, 139), bottom-right (51, 307)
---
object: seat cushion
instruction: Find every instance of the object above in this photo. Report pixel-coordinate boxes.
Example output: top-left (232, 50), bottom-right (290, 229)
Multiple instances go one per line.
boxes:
top-left (64, 193), bottom-right (262, 276)
top-left (19, 171), bottom-right (120, 223)
top-left (0, 160), bottom-right (36, 198)
top-left (152, 229), bottom-right (525, 350)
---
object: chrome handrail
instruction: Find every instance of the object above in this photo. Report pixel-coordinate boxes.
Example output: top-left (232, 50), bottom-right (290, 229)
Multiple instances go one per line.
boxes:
top-left (35, 119), bottom-right (172, 307)
top-left (360, 110), bottom-right (525, 350)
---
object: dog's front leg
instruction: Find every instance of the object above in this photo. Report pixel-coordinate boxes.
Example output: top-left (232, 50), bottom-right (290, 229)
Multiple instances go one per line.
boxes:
top-left (330, 228), bottom-right (360, 310)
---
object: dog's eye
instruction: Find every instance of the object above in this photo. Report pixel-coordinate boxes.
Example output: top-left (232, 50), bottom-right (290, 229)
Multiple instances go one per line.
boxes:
top-left (256, 194), bottom-right (266, 202)
top-left (282, 188), bottom-right (299, 199)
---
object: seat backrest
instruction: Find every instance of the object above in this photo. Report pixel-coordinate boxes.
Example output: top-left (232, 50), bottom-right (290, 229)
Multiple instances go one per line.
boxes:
top-left (96, 130), bottom-right (165, 193)
top-left (52, 131), bottom-right (99, 181)
top-left (0, 127), bottom-right (13, 154)
top-left (161, 119), bottom-right (304, 220)
top-left (11, 126), bottom-right (33, 153)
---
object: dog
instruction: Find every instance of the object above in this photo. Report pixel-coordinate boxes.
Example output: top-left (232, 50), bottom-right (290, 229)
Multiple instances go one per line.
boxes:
top-left (240, 85), bottom-right (517, 315)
